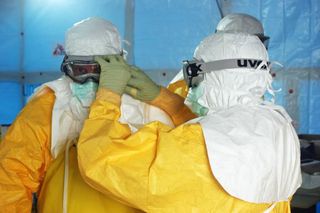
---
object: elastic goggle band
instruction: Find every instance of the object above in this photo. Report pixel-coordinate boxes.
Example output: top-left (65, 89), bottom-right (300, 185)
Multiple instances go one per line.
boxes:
top-left (183, 58), bottom-right (270, 88)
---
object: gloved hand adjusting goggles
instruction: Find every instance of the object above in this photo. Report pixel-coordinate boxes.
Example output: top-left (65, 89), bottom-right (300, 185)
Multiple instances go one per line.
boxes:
top-left (61, 55), bottom-right (101, 84)
top-left (183, 58), bottom-right (270, 88)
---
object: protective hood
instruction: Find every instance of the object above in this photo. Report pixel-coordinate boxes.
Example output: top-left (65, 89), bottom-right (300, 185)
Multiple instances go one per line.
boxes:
top-left (216, 13), bottom-right (264, 36)
top-left (189, 32), bottom-right (271, 113)
top-left (65, 17), bottom-right (122, 56)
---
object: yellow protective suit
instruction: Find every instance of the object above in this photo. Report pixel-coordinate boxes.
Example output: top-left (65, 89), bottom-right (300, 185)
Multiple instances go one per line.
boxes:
top-left (77, 88), bottom-right (291, 213)
top-left (38, 143), bottom-right (141, 213)
top-left (0, 88), bottom-right (141, 213)
top-left (167, 79), bottom-right (188, 98)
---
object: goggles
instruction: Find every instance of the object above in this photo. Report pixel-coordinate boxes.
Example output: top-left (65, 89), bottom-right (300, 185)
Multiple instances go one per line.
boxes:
top-left (183, 58), bottom-right (270, 88)
top-left (256, 34), bottom-right (270, 49)
top-left (61, 55), bottom-right (101, 84)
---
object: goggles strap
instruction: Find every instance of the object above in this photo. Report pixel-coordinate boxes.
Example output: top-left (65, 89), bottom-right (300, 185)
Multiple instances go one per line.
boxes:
top-left (202, 58), bottom-right (270, 73)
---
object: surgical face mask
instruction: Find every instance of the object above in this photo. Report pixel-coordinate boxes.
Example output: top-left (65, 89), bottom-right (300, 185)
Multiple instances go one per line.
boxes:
top-left (71, 81), bottom-right (98, 107)
top-left (185, 84), bottom-right (209, 116)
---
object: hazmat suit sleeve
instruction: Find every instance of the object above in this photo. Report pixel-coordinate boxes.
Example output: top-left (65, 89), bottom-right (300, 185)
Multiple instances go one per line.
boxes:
top-left (148, 87), bottom-right (196, 126)
top-left (167, 79), bottom-right (189, 99)
top-left (78, 88), bottom-right (291, 212)
top-left (0, 88), bottom-right (54, 213)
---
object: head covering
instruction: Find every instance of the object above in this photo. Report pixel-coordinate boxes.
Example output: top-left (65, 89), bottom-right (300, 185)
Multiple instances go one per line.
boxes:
top-left (65, 17), bottom-right (122, 56)
top-left (216, 13), bottom-right (263, 36)
top-left (187, 32), bottom-right (271, 114)
top-left (169, 14), bottom-right (269, 89)
top-left (216, 13), bottom-right (269, 48)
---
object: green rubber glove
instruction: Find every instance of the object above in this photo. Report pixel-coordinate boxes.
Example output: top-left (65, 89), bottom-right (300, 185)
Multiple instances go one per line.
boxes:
top-left (125, 66), bottom-right (161, 102)
top-left (95, 55), bottom-right (131, 95)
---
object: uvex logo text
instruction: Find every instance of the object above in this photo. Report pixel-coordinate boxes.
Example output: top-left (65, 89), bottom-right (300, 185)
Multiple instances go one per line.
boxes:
top-left (237, 59), bottom-right (269, 70)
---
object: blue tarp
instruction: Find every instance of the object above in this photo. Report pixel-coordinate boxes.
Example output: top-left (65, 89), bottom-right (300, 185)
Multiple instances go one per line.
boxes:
top-left (0, 0), bottom-right (319, 133)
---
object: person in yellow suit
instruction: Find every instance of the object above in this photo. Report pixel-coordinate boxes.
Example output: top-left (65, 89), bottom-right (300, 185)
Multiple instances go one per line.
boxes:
top-left (77, 32), bottom-right (301, 212)
top-left (0, 17), bottom-right (194, 213)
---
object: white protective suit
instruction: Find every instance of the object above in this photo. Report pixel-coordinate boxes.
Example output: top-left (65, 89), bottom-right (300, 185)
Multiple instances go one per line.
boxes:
top-left (186, 32), bottom-right (301, 204)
